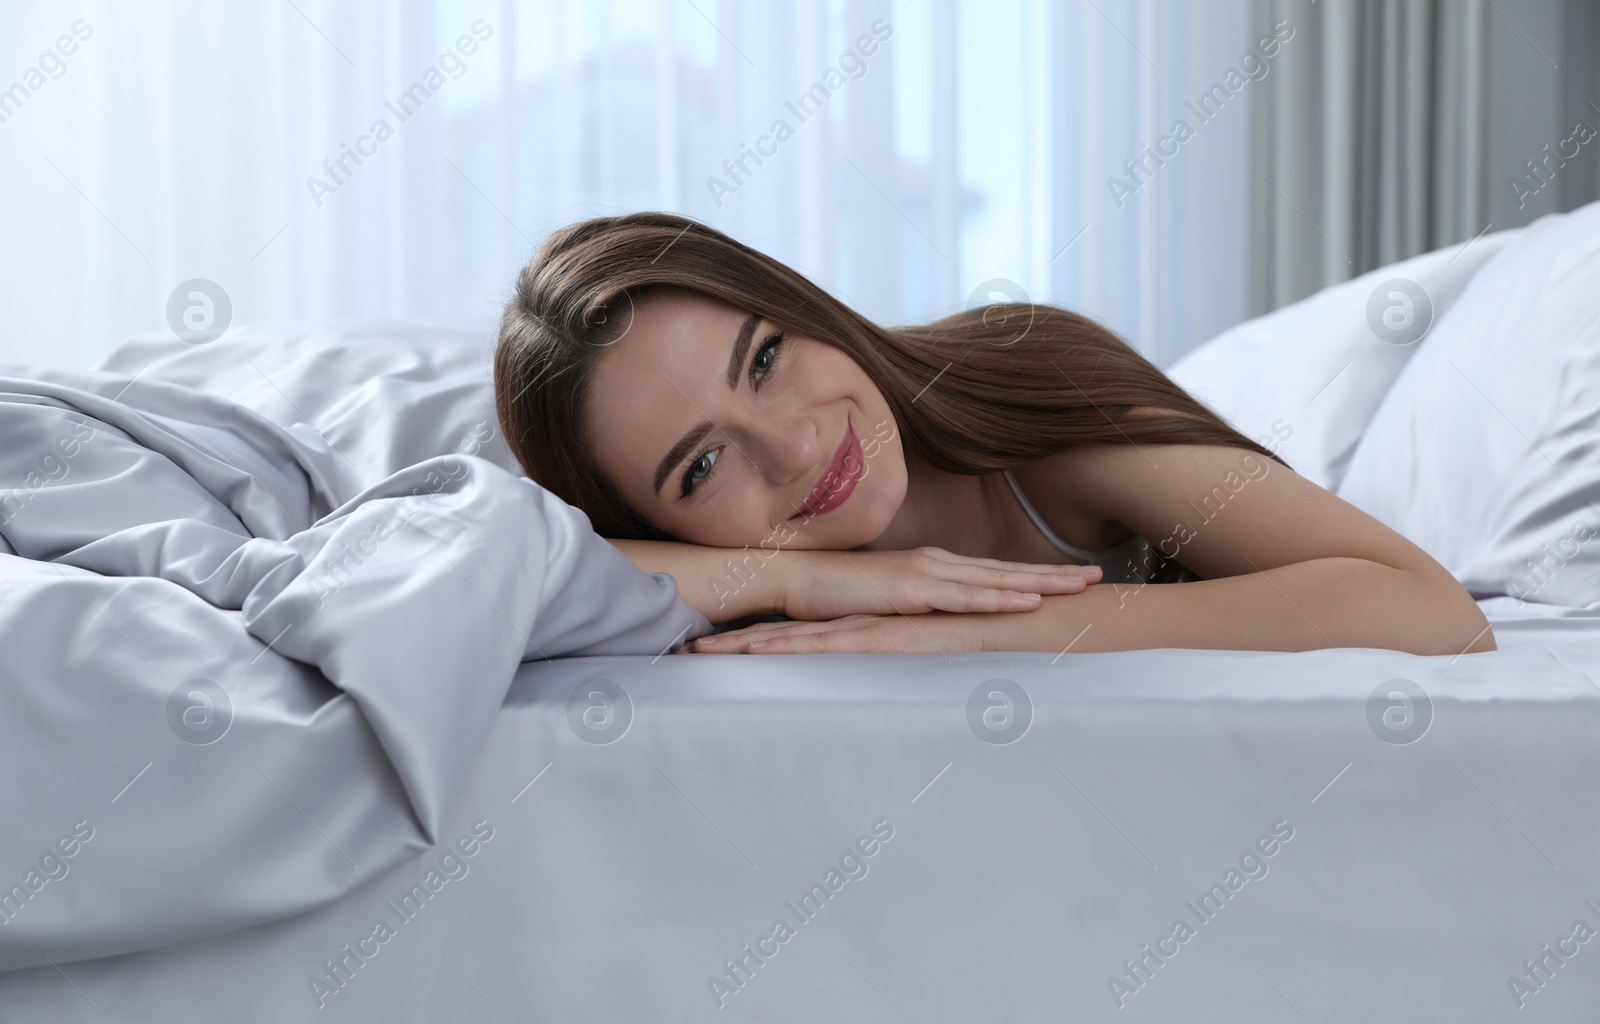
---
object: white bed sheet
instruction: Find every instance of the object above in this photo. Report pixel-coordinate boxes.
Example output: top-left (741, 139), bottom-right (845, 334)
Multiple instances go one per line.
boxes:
top-left (1, 614), bottom-right (1594, 1021)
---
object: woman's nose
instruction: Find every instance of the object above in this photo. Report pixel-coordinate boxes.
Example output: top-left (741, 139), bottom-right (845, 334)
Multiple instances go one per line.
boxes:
top-left (751, 417), bottom-right (818, 486)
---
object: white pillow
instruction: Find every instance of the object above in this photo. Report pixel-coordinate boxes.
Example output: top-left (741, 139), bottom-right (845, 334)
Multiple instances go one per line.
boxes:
top-left (96, 319), bottom-right (519, 494)
top-left (1336, 200), bottom-right (1600, 610)
top-left (1168, 227), bottom-right (1521, 492)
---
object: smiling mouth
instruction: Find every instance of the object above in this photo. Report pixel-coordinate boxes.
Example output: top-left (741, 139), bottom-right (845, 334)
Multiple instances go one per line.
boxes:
top-left (789, 418), bottom-right (865, 520)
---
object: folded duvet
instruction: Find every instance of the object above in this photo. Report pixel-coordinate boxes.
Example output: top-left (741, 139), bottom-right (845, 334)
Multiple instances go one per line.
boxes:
top-left (0, 366), bottom-right (710, 970)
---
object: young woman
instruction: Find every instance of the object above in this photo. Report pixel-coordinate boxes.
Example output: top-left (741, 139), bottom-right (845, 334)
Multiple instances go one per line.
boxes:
top-left (493, 211), bottom-right (1495, 658)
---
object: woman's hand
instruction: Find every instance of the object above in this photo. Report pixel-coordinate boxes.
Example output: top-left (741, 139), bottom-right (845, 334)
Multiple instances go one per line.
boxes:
top-left (775, 546), bottom-right (1100, 621)
top-left (687, 611), bottom-right (988, 655)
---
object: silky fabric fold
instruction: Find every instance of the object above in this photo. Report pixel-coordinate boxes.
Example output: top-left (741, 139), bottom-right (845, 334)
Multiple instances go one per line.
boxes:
top-left (0, 366), bottom-right (710, 970)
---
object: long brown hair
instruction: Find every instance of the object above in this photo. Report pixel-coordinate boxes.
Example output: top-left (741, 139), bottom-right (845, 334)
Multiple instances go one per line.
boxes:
top-left (494, 211), bottom-right (1289, 582)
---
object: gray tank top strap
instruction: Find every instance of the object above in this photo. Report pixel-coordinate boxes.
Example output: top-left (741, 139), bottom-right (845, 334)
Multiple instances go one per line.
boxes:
top-left (999, 468), bottom-right (1159, 585)
top-left (1001, 468), bottom-right (1120, 560)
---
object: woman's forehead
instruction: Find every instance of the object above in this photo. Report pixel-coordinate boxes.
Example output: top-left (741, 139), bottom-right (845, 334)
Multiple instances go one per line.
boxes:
top-left (598, 290), bottom-right (747, 388)
top-left (623, 288), bottom-right (740, 336)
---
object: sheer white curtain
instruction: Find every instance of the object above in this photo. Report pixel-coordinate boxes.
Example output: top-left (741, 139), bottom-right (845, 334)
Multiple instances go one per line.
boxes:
top-left (0, 0), bottom-right (1272, 372)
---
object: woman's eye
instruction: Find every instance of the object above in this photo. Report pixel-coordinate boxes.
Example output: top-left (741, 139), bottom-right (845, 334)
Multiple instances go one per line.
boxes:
top-left (682, 447), bottom-right (719, 497)
top-left (751, 332), bottom-right (783, 385)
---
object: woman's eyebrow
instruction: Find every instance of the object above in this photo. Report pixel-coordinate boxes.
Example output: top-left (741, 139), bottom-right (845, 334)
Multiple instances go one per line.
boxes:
top-left (652, 313), bottom-right (762, 496)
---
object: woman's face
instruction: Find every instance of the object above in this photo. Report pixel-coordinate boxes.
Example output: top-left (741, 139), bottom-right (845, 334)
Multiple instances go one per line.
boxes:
top-left (585, 289), bottom-right (907, 549)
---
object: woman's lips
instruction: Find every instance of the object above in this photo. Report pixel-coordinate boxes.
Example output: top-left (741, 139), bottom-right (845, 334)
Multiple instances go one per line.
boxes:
top-left (789, 419), bottom-right (864, 520)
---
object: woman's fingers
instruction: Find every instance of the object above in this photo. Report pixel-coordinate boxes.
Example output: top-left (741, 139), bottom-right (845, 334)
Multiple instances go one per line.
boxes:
top-left (774, 547), bottom-right (1103, 623)
top-left (927, 582), bottom-right (1046, 612)
top-left (909, 569), bottom-right (1094, 612)
top-left (916, 547), bottom-right (1102, 591)
top-left (968, 564), bottom-right (1099, 592)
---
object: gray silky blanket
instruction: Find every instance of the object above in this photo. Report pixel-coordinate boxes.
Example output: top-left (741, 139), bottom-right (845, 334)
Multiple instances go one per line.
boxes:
top-left (0, 366), bottom-right (710, 970)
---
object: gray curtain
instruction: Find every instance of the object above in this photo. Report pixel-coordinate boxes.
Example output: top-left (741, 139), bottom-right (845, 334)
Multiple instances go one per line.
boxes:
top-left (1248, 0), bottom-right (1600, 314)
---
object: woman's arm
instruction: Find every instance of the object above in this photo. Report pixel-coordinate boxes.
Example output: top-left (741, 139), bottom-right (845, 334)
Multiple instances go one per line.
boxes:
top-left (607, 538), bottom-right (786, 622)
top-left (696, 442), bottom-right (1495, 655)
top-left (988, 441), bottom-right (1494, 655)
top-left (609, 538), bottom-right (1103, 627)
top-left (976, 557), bottom-right (1493, 655)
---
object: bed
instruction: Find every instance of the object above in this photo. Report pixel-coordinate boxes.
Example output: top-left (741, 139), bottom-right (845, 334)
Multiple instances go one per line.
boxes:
top-left (2, 198), bottom-right (1597, 1021)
